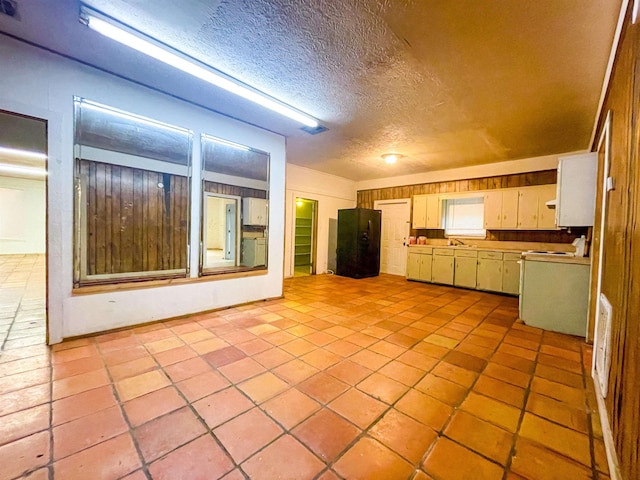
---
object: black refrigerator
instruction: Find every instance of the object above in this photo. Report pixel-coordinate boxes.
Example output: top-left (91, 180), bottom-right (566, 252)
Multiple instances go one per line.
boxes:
top-left (336, 208), bottom-right (381, 279)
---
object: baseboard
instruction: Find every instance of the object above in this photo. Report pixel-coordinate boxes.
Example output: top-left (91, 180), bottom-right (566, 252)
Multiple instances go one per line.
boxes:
top-left (592, 370), bottom-right (623, 480)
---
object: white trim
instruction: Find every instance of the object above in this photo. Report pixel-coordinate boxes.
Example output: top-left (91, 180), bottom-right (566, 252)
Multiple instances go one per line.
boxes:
top-left (593, 369), bottom-right (623, 480)
top-left (79, 146), bottom-right (189, 176)
top-left (592, 111), bottom-right (612, 374)
top-left (202, 171), bottom-right (268, 191)
top-left (589, 0), bottom-right (630, 149)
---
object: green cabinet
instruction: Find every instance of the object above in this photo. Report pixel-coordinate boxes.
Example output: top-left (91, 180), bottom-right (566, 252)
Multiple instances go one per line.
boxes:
top-left (502, 252), bottom-right (521, 295)
top-left (432, 248), bottom-right (454, 285)
top-left (407, 247), bottom-right (432, 281)
top-left (454, 250), bottom-right (478, 289)
top-left (476, 251), bottom-right (503, 292)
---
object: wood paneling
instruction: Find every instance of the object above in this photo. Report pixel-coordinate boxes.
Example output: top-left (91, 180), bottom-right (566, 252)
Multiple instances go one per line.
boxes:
top-left (203, 181), bottom-right (267, 200)
top-left (356, 169), bottom-right (581, 243)
top-left (590, 5), bottom-right (640, 479)
top-left (79, 160), bottom-right (189, 279)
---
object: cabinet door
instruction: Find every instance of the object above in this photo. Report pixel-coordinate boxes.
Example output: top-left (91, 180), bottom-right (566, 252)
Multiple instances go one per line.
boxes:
top-left (454, 257), bottom-right (477, 288)
top-left (484, 191), bottom-right (502, 229)
top-left (502, 260), bottom-right (521, 295)
top-left (517, 189), bottom-right (538, 229)
top-left (431, 255), bottom-right (454, 285)
top-left (501, 190), bottom-right (519, 229)
top-left (537, 184), bottom-right (557, 230)
top-left (419, 254), bottom-right (432, 281)
top-left (412, 195), bottom-right (427, 228)
top-left (243, 198), bottom-right (268, 226)
top-left (425, 196), bottom-right (441, 229)
top-left (406, 252), bottom-right (421, 280)
top-left (476, 259), bottom-right (502, 292)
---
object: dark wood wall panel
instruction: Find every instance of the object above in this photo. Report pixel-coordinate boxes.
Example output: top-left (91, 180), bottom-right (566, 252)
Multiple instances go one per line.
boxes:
top-left (590, 5), bottom-right (640, 479)
top-left (204, 181), bottom-right (267, 199)
top-left (80, 160), bottom-right (189, 277)
top-left (356, 169), bottom-right (582, 243)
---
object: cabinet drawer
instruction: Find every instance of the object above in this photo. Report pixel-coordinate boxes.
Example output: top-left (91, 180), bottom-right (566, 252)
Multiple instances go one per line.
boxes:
top-left (504, 252), bottom-right (522, 262)
top-left (478, 251), bottom-right (503, 260)
top-left (409, 246), bottom-right (432, 254)
top-left (454, 249), bottom-right (478, 258)
top-left (433, 248), bottom-right (454, 256)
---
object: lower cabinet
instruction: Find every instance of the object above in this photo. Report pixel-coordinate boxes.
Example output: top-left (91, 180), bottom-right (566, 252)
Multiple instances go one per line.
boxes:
top-left (476, 251), bottom-right (503, 292)
top-left (407, 247), bottom-right (521, 296)
top-left (454, 250), bottom-right (478, 289)
top-left (502, 253), bottom-right (522, 295)
top-left (407, 247), bottom-right (432, 281)
top-left (431, 249), bottom-right (454, 285)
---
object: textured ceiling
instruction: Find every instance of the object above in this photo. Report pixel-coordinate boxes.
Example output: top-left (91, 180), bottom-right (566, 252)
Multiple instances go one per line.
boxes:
top-left (0, 0), bottom-right (622, 180)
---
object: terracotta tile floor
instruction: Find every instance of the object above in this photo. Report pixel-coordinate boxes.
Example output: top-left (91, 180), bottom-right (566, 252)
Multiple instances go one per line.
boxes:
top-left (0, 274), bottom-right (609, 479)
top-left (0, 254), bottom-right (46, 350)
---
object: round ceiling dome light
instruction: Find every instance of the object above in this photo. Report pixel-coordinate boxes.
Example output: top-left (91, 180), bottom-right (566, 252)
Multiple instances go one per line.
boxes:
top-left (381, 153), bottom-right (403, 164)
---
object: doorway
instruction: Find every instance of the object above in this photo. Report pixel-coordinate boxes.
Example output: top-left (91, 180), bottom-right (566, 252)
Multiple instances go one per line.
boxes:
top-left (374, 199), bottom-right (411, 276)
top-left (0, 110), bottom-right (48, 349)
top-left (203, 193), bottom-right (241, 269)
top-left (294, 198), bottom-right (317, 277)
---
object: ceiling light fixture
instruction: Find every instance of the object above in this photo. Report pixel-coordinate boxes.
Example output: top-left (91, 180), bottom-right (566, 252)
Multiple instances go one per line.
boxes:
top-left (633, 0), bottom-right (639, 24)
top-left (381, 153), bottom-right (403, 164)
top-left (0, 146), bottom-right (47, 160)
top-left (0, 163), bottom-right (48, 176)
top-left (79, 5), bottom-right (320, 128)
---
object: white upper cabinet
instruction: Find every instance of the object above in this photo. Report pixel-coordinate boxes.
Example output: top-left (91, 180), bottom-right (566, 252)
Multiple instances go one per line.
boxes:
top-left (556, 153), bottom-right (597, 227)
top-left (243, 198), bottom-right (268, 226)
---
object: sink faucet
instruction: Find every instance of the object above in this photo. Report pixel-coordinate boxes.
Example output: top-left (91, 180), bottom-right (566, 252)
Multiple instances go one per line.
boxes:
top-left (449, 238), bottom-right (464, 246)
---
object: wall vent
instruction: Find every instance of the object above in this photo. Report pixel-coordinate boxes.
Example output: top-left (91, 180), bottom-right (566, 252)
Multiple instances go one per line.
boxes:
top-left (0, 0), bottom-right (17, 18)
top-left (301, 125), bottom-right (328, 135)
top-left (595, 293), bottom-right (613, 397)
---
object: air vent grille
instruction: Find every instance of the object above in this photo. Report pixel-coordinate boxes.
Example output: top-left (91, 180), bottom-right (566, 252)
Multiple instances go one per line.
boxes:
top-left (0, 0), bottom-right (17, 18)
top-left (301, 125), bottom-right (329, 135)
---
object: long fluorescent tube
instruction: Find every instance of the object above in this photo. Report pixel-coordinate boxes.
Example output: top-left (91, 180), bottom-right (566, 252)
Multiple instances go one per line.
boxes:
top-left (0, 163), bottom-right (48, 176)
top-left (80, 6), bottom-right (319, 128)
top-left (78, 98), bottom-right (190, 135)
top-left (0, 146), bottom-right (47, 160)
top-left (203, 135), bottom-right (250, 152)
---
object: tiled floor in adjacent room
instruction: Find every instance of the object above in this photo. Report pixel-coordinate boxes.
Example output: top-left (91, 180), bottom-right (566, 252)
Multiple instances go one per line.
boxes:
top-left (0, 255), bottom-right (46, 350)
top-left (0, 273), bottom-right (609, 479)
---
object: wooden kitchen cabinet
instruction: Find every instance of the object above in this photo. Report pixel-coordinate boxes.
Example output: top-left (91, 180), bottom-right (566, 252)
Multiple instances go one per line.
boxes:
top-left (431, 248), bottom-right (454, 285)
top-left (406, 247), bottom-right (432, 282)
top-left (537, 184), bottom-right (557, 230)
top-left (517, 189), bottom-right (539, 229)
top-left (412, 195), bottom-right (427, 228)
top-left (425, 195), bottom-right (441, 228)
top-left (413, 195), bottom-right (441, 229)
top-left (484, 190), bottom-right (519, 229)
top-left (476, 251), bottom-right (503, 292)
top-left (243, 198), bottom-right (268, 226)
top-left (454, 249), bottom-right (478, 289)
top-left (502, 252), bottom-right (521, 295)
top-left (483, 191), bottom-right (502, 229)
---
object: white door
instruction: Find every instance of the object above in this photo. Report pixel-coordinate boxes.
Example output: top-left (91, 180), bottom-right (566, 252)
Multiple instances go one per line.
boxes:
top-left (225, 203), bottom-right (236, 261)
top-left (375, 199), bottom-right (411, 276)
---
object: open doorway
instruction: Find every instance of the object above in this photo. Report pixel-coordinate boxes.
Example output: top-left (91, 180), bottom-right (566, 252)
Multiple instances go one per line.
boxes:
top-left (0, 110), bottom-right (48, 349)
top-left (294, 198), bottom-right (317, 276)
top-left (203, 193), bottom-right (241, 269)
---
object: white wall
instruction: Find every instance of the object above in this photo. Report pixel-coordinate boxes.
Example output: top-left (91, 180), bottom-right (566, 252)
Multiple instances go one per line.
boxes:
top-left (0, 176), bottom-right (46, 254)
top-left (0, 36), bottom-right (286, 342)
top-left (285, 164), bottom-right (356, 276)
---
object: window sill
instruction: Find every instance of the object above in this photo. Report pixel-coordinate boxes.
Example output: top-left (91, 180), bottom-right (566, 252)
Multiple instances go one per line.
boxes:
top-left (72, 268), bottom-right (269, 296)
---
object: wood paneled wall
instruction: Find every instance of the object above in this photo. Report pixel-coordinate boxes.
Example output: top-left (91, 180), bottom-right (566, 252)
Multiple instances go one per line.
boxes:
top-left (590, 5), bottom-right (640, 479)
top-left (79, 160), bottom-right (189, 278)
top-left (203, 181), bottom-right (267, 199)
top-left (357, 169), bottom-right (583, 243)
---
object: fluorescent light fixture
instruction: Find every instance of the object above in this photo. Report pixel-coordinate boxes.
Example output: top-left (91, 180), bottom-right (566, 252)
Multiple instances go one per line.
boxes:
top-left (0, 163), bottom-right (48, 176)
top-left (77, 98), bottom-right (190, 135)
top-left (203, 134), bottom-right (250, 151)
top-left (634, 0), bottom-right (639, 24)
top-left (80, 6), bottom-right (319, 128)
top-left (0, 146), bottom-right (47, 160)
